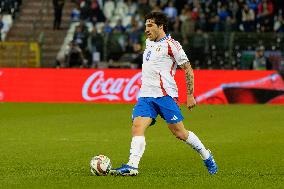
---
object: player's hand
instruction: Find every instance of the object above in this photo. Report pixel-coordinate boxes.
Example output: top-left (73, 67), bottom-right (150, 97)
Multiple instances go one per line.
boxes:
top-left (186, 95), bottom-right (196, 111)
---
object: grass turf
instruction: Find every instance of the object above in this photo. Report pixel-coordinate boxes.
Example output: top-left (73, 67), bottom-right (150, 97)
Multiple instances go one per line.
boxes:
top-left (0, 103), bottom-right (283, 188)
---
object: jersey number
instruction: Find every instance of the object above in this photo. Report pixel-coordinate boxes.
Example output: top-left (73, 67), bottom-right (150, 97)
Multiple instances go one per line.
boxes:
top-left (146, 51), bottom-right (151, 61)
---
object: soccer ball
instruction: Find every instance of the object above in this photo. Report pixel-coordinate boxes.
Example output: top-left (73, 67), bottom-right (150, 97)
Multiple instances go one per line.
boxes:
top-left (90, 155), bottom-right (112, 176)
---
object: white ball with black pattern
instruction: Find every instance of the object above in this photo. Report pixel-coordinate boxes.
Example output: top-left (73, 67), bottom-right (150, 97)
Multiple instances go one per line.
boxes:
top-left (90, 155), bottom-right (112, 176)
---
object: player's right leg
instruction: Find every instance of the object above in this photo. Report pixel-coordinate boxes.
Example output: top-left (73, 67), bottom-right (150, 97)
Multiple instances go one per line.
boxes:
top-left (110, 116), bottom-right (152, 176)
top-left (110, 97), bottom-right (156, 176)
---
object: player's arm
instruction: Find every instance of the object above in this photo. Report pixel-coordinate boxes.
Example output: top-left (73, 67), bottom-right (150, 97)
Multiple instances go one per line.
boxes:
top-left (179, 62), bottom-right (196, 110)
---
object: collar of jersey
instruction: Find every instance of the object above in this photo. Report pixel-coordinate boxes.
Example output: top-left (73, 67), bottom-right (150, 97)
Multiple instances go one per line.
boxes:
top-left (157, 34), bottom-right (170, 42)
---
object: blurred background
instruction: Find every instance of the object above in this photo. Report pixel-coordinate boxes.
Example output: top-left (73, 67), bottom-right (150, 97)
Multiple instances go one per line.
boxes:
top-left (1, 2), bottom-right (283, 187)
top-left (0, 0), bottom-right (283, 72)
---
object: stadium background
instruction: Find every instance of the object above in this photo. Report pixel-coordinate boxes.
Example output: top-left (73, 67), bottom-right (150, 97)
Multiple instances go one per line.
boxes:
top-left (0, 0), bottom-right (283, 188)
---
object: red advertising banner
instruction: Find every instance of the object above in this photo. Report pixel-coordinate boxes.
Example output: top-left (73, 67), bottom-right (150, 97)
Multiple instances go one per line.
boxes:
top-left (0, 68), bottom-right (283, 104)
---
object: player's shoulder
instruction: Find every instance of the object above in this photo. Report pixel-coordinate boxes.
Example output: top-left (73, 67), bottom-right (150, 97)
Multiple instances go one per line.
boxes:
top-left (165, 35), bottom-right (180, 43)
top-left (165, 35), bottom-right (182, 51)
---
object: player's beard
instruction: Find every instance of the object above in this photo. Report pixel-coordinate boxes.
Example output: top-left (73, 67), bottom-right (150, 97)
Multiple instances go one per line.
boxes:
top-left (147, 33), bottom-right (154, 41)
top-left (148, 31), bottom-right (158, 41)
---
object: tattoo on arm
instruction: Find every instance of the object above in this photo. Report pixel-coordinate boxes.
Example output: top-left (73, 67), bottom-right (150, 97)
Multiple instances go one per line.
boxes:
top-left (180, 62), bottom-right (194, 95)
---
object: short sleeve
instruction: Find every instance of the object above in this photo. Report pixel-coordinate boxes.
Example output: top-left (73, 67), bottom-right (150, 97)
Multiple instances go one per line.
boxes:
top-left (167, 40), bottom-right (189, 65)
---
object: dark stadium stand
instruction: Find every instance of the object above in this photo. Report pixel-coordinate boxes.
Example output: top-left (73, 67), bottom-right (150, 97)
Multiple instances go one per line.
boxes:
top-left (0, 0), bottom-right (21, 18)
top-left (6, 0), bottom-right (74, 67)
top-left (55, 0), bottom-right (283, 71)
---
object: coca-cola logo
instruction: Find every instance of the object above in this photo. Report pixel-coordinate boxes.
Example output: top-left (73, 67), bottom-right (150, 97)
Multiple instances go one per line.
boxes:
top-left (82, 71), bottom-right (142, 101)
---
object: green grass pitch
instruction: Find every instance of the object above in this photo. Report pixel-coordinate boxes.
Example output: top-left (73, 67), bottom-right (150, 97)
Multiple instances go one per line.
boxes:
top-left (0, 103), bottom-right (283, 188)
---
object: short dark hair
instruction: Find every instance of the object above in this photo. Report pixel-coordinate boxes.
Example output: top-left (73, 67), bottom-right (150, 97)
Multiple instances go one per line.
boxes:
top-left (145, 11), bottom-right (169, 33)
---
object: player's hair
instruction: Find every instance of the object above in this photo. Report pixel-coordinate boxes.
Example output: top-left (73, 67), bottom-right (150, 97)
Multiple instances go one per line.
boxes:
top-left (145, 11), bottom-right (169, 33)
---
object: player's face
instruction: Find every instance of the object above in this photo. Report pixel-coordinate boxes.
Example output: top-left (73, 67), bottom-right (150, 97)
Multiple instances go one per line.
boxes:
top-left (145, 19), bottom-right (163, 41)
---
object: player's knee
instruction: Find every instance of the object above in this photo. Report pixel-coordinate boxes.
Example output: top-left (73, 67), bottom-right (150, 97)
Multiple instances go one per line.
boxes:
top-left (132, 122), bottom-right (142, 129)
top-left (132, 123), bottom-right (145, 136)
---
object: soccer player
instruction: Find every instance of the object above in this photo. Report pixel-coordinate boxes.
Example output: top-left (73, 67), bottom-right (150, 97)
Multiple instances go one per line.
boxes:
top-left (111, 12), bottom-right (218, 176)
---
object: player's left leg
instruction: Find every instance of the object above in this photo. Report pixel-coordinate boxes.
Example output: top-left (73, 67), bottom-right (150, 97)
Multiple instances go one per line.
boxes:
top-left (156, 96), bottom-right (217, 174)
top-left (168, 121), bottom-right (210, 159)
top-left (167, 121), bottom-right (218, 174)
